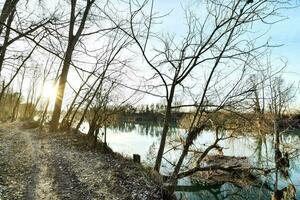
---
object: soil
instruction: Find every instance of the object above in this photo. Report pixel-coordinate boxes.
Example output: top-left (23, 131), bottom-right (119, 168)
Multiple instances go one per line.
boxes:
top-left (0, 122), bottom-right (162, 200)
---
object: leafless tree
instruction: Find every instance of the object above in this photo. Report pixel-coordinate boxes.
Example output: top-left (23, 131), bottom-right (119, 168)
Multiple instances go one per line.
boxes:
top-left (108, 0), bottom-right (295, 176)
top-left (0, 0), bottom-right (19, 36)
top-left (74, 31), bottom-right (132, 132)
top-left (49, 0), bottom-right (98, 131)
top-left (0, 0), bottom-right (56, 121)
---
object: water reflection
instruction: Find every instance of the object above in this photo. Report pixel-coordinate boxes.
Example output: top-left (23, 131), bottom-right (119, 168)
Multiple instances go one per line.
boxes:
top-left (110, 122), bottom-right (179, 137)
top-left (176, 180), bottom-right (271, 200)
top-left (101, 122), bottom-right (300, 199)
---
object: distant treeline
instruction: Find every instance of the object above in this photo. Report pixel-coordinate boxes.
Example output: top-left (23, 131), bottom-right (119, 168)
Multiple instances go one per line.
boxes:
top-left (180, 111), bottom-right (300, 133)
top-left (116, 104), bottom-right (300, 132)
top-left (117, 103), bottom-right (187, 124)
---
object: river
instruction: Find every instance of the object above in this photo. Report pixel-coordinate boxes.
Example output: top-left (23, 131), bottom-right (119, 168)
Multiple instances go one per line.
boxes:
top-left (81, 122), bottom-right (300, 200)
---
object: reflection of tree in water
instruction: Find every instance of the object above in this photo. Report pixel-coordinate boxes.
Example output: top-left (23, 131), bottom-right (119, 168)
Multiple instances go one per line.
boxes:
top-left (250, 129), bottom-right (299, 199)
top-left (110, 122), bottom-right (300, 199)
top-left (136, 123), bottom-right (161, 136)
top-left (253, 134), bottom-right (270, 168)
top-left (176, 180), bottom-right (271, 200)
top-left (174, 131), bottom-right (299, 200)
top-left (251, 131), bottom-right (300, 199)
top-left (110, 122), bottom-right (136, 132)
top-left (110, 122), bottom-right (180, 137)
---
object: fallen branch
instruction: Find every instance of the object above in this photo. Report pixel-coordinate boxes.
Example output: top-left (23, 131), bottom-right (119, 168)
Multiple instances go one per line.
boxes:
top-left (176, 164), bottom-right (272, 179)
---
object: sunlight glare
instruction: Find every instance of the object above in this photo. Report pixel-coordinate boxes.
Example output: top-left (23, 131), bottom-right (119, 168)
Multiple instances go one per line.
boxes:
top-left (42, 82), bottom-right (57, 103)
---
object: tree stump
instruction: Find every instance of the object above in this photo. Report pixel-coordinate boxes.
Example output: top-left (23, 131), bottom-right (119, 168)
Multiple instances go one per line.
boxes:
top-left (133, 154), bottom-right (140, 163)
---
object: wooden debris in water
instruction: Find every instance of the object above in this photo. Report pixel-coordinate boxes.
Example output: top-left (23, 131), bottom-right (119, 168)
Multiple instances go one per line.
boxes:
top-left (194, 155), bottom-right (268, 187)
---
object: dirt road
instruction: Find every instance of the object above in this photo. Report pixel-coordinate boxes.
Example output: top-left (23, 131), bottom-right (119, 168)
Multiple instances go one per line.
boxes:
top-left (0, 122), bottom-right (162, 200)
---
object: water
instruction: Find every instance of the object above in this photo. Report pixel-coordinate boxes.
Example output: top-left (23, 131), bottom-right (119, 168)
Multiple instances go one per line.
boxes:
top-left (83, 122), bottom-right (300, 199)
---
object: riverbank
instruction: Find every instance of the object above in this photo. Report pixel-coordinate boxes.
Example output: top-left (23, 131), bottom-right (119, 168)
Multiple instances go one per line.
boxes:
top-left (0, 122), bottom-right (163, 200)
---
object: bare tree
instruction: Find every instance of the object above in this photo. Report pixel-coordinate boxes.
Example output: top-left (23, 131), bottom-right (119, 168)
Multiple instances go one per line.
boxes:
top-left (0, 0), bottom-right (19, 36)
top-left (50, 0), bottom-right (97, 131)
top-left (11, 67), bottom-right (25, 121)
top-left (107, 0), bottom-right (294, 175)
top-left (74, 31), bottom-right (132, 132)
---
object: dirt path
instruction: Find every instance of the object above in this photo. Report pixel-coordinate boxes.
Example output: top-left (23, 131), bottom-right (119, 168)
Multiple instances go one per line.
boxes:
top-left (0, 122), bottom-right (162, 200)
top-left (23, 127), bottom-right (59, 200)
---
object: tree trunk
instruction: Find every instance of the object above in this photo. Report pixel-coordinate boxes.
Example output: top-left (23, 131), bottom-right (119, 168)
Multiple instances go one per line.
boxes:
top-left (62, 76), bottom-right (99, 130)
top-left (93, 129), bottom-right (99, 149)
top-left (61, 84), bottom-right (84, 128)
top-left (50, 0), bottom-right (95, 131)
top-left (50, 47), bottom-right (74, 131)
top-left (40, 98), bottom-right (50, 127)
top-left (0, 6), bottom-right (15, 74)
top-left (75, 73), bottom-right (108, 132)
top-left (104, 121), bottom-right (107, 145)
top-left (0, 0), bottom-right (19, 36)
top-left (23, 88), bottom-right (32, 119)
top-left (154, 85), bottom-right (176, 172)
top-left (171, 125), bottom-right (206, 182)
top-left (11, 92), bottom-right (21, 121)
top-left (87, 120), bottom-right (96, 137)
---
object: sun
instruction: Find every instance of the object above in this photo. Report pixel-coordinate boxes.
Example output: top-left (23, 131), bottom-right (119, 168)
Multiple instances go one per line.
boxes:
top-left (42, 82), bottom-right (57, 103)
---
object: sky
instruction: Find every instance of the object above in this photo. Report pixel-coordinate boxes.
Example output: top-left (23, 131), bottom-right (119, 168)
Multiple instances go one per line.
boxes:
top-left (269, 8), bottom-right (300, 108)
top-left (5, 0), bottom-right (299, 110)
top-left (271, 8), bottom-right (300, 80)
top-left (147, 0), bottom-right (300, 108)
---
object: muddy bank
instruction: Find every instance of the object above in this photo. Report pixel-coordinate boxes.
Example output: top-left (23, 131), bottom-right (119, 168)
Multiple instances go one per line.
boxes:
top-left (0, 122), bottom-right (163, 200)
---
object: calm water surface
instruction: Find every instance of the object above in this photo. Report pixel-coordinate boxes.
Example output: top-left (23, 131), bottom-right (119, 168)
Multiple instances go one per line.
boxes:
top-left (82, 122), bottom-right (300, 200)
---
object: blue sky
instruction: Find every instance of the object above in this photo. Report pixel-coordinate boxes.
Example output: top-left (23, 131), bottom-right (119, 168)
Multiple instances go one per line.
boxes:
top-left (150, 0), bottom-right (300, 108)
top-left (266, 7), bottom-right (300, 107)
top-left (271, 8), bottom-right (300, 76)
top-left (15, 0), bottom-right (300, 109)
